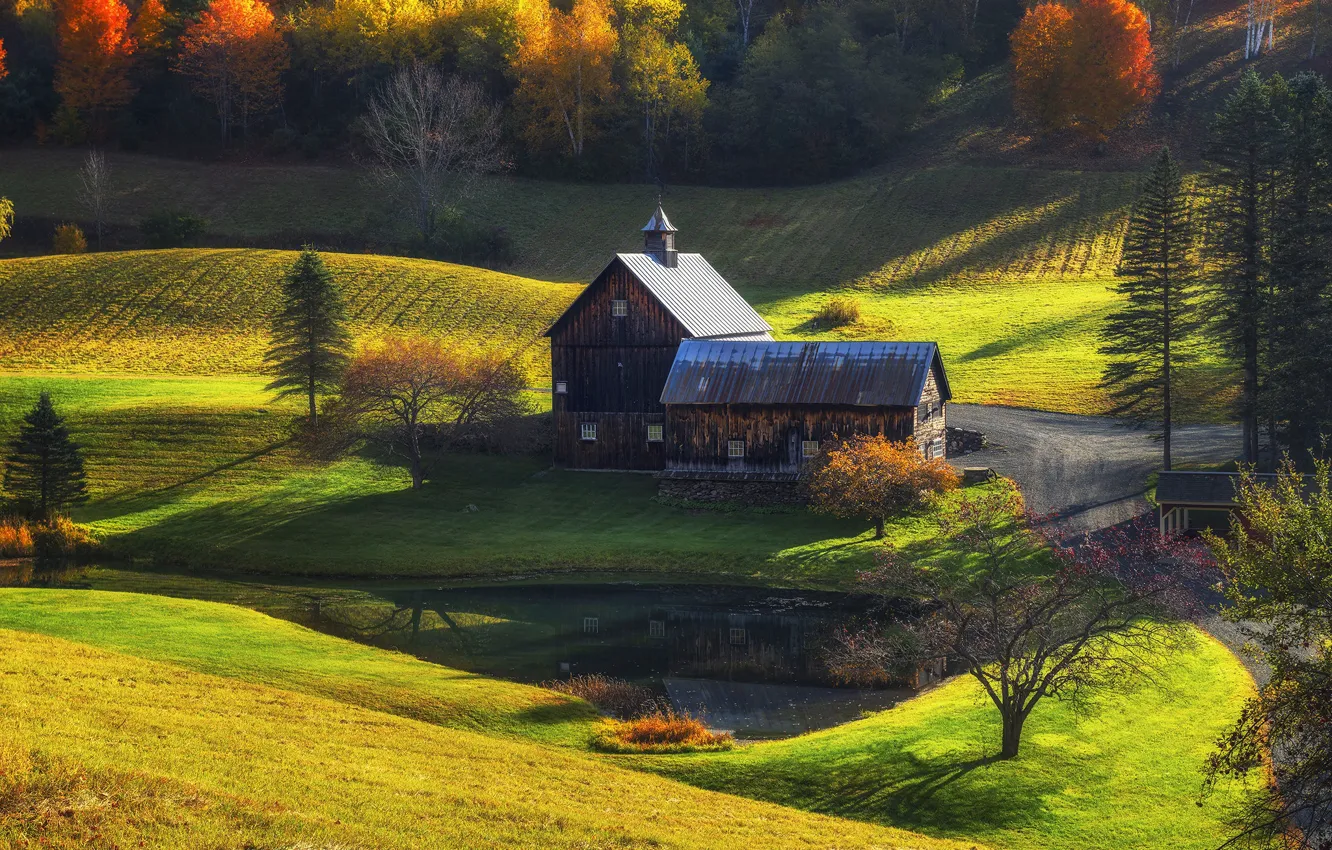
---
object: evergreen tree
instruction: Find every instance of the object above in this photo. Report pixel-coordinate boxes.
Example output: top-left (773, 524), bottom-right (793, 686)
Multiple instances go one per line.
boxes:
top-left (264, 249), bottom-right (353, 425)
top-left (1204, 70), bottom-right (1284, 464)
top-left (3, 393), bottom-right (89, 519)
top-left (1265, 73), bottom-right (1332, 464)
top-left (1101, 146), bottom-right (1200, 470)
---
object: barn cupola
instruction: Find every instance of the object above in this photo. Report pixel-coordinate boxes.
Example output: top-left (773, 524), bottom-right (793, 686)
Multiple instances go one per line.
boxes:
top-left (642, 203), bottom-right (679, 268)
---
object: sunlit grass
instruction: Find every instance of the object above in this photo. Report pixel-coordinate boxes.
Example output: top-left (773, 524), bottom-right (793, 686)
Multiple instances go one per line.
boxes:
top-left (631, 629), bottom-right (1261, 850)
top-left (0, 608), bottom-right (969, 850)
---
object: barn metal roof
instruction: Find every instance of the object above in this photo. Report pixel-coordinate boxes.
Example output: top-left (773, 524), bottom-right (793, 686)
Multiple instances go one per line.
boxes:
top-left (661, 340), bottom-right (949, 407)
top-left (616, 253), bottom-right (773, 340)
top-left (1154, 471), bottom-right (1314, 507)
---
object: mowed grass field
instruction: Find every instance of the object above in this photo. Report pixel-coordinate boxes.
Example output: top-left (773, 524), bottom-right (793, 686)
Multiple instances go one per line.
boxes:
top-left (0, 590), bottom-right (1260, 850)
top-left (0, 248), bottom-right (579, 380)
top-left (0, 591), bottom-right (969, 850)
top-left (0, 374), bottom-right (963, 581)
top-left (0, 153), bottom-right (1181, 413)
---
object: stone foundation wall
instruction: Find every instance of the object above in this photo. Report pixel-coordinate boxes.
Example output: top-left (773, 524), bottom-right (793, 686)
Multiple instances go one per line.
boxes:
top-left (658, 477), bottom-right (807, 506)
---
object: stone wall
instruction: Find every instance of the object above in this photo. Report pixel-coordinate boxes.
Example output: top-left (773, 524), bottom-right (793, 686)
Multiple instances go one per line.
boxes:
top-left (657, 476), bottom-right (807, 506)
top-left (946, 426), bottom-right (986, 457)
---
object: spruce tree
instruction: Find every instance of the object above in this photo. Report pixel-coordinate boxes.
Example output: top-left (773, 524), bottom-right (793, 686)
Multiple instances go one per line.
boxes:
top-left (264, 249), bottom-right (353, 426)
top-left (1101, 146), bottom-right (1200, 470)
top-left (1204, 70), bottom-right (1284, 464)
top-left (1266, 73), bottom-right (1332, 464)
top-left (3, 392), bottom-right (89, 519)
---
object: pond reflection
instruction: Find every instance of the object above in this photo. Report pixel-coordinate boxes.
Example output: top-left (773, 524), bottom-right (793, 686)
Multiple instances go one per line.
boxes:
top-left (9, 566), bottom-right (928, 738)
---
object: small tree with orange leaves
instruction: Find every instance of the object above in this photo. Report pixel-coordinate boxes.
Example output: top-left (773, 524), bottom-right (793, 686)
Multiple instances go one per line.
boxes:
top-left (177, 0), bottom-right (289, 143)
top-left (1010, 0), bottom-right (1158, 139)
top-left (806, 434), bottom-right (960, 538)
top-left (54, 0), bottom-right (138, 133)
top-left (0, 37), bottom-right (8, 81)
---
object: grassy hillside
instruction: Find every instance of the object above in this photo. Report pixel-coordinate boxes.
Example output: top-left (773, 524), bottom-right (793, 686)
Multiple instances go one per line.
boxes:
top-left (0, 590), bottom-right (1259, 850)
top-left (0, 374), bottom-right (953, 581)
top-left (638, 631), bottom-right (1259, 850)
top-left (0, 248), bottom-right (579, 379)
top-left (0, 602), bottom-right (967, 849)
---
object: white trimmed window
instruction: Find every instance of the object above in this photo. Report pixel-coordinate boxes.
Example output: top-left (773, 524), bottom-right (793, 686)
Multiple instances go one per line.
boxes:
top-left (580, 422), bottom-right (597, 441)
top-left (728, 440), bottom-right (746, 459)
top-left (555, 381), bottom-right (568, 394)
top-left (649, 619), bottom-right (666, 638)
top-left (647, 424), bottom-right (664, 442)
top-left (611, 299), bottom-right (628, 317)
top-left (931, 438), bottom-right (945, 459)
top-left (729, 627), bottom-right (746, 645)
top-left (801, 440), bottom-right (820, 458)
top-left (583, 617), bottom-right (599, 634)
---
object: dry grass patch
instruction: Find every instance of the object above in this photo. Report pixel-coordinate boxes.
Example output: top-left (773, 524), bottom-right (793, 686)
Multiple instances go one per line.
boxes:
top-left (595, 710), bottom-right (735, 754)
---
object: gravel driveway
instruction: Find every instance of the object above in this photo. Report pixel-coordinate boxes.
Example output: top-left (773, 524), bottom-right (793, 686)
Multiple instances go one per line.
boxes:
top-left (948, 405), bottom-right (1242, 535)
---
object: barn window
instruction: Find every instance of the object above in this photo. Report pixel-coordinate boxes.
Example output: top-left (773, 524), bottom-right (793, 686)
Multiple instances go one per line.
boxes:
top-left (728, 440), bottom-right (746, 458)
top-left (801, 440), bottom-right (820, 458)
top-left (581, 422), bottom-right (597, 441)
top-left (554, 381), bottom-right (567, 394)
top-left (649, 619), bottom-right (666, 638)
top-left (583, 617), bottom-right (599, 635)
top-left (729, 627), bottom-right (747, 645)
top-left (611, 299), bottom-right (628, 317)
top-left (647, 424), bottom-right (663, 442)
top-left (931, 438), bottom-right (945, 459)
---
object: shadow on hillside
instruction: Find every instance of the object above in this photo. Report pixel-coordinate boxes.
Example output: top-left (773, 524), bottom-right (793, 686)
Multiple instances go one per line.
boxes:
top-left (955, 314), bottom-right (1096, 363)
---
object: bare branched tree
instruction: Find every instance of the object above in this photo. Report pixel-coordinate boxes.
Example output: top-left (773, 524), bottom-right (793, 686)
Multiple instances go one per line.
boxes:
top-left (827, 486), bottom-right (1209, 759)
top-left (77, 150), bottom-right (111, 250)
top-left (360, 64), bottom-right (507, 245)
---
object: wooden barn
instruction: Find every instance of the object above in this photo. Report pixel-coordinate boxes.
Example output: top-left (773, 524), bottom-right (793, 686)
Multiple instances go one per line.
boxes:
top-left (546, 206), bottom-right (953, 496)
top-left (545, 205), bottom-right (773, 470)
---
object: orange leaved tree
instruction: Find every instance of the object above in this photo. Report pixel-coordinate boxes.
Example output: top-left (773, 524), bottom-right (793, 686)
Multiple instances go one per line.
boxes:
top-left (0, 37), bottom-right (8, 81)
top-left (512, 0), bottom-right (617, 159)
top-left (54, 0), bottom-right (137, 131)
top-left (806, 435), bottom-right (960, 538)
top-left (177, 0), bottom-right (289, 143)
top-left (1011, 0), bottom-right (1158, 139)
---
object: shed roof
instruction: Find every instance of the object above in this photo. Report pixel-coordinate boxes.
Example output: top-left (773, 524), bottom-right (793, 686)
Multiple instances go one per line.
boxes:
top-left (661, 340), bottom-right (949, 407)
top-left (1155, 471), bottom-right (1278, 507)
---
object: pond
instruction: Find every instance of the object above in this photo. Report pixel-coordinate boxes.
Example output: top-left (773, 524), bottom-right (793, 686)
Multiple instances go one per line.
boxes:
top-left (4, 565), bottom-right (928, 739)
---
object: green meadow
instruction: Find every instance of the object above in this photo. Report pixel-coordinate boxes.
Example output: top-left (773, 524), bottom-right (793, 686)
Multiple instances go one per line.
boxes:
top-left (0, 590), bottom-right (1262, 850)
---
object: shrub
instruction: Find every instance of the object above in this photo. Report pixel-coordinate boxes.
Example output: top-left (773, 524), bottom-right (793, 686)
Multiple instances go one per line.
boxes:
top-left (52, 223), bottom-right (87, 254)
top-left (0, 517), bottom-right (35, 558)
top-left (543, 674), bottom-right (665, 719)
top-left (31, 515), bottom-right (98, 566)
top-left (140, 210), bottom-right (206, 248)
top-left (594, 710), bottom-right (734, 753)
top-left (806, 434), bottom-right (961, 538)
top-left (813, 296), bottom-right (861, 328)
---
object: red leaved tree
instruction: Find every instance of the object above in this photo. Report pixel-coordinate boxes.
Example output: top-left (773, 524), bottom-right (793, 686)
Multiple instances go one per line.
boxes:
top-left (0, 38), bottom-right (8, 81)
top-left (1011, 0), bottom-right (1159, 139)
top-left (54, 0), bottom-right (137, 133)
top-left (177, 0), bottom-right (289, 143)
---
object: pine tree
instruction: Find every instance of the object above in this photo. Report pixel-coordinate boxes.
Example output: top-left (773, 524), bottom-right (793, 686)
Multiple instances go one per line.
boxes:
top-left (1101, 146), bottom-right (1200, 470)
top-left (1265, 73), bottom-right (1332, 464)
top-left (264, 249), bottom-right (352, 426)
top-left (3, 393), bottom-right (89, 519)
top-left (1204, 70), bottom-right (1284, 465)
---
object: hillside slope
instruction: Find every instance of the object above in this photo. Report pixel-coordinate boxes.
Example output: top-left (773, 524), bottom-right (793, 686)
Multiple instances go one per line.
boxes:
top-left (0, 248), bottom-right (580, 377)
top-left (0, 626), bottom-right (966, 848)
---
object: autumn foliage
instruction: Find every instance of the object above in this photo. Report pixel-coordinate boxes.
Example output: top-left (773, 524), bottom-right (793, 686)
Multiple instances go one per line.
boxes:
top-left (177, 0), bottom-right (289, 141)
top-left (0, 38), bottom-right (8, 81)
top-left (1011, 0), bottom-right (1159, 139)
top-left (514, 0), bottom-right (618, 158)
top-left (806, 435), bottom-right (960, 538)
top-left (594, 710), bottom-right (734, 753)
top-left (54, 0), bottom-right (137, 120)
